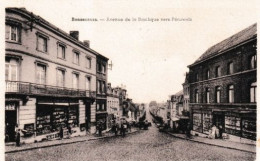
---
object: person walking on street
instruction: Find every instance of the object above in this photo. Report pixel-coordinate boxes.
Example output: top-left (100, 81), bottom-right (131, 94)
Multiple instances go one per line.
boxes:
top-left (219, 125), bottom-right (223, 139)
top-left (186, 123), bottom-right (191, 139)
top-left (59, 125), bottom-right (64, 140)
top-left (67, 124), bottom-right (72, 139)
top-left (15, 129), bottom-right (21, 147)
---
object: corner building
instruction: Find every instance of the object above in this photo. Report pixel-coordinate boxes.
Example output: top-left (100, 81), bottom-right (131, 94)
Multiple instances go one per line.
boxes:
top-left (5, 8), bottom-right (102, 143)
top-left (188, 24), bottom-right (257, 144)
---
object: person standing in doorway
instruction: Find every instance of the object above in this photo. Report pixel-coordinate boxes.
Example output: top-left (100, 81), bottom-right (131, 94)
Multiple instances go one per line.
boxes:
top-left (15, 129), bottom-right (21, 147)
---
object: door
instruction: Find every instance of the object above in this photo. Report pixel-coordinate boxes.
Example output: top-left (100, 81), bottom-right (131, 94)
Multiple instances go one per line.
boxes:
top-left (85, 102), bottom-right (91, 131)
top-left (213, 113), bottom-right (225, 128)
top-left (5, 104), bottom-right (17, 142)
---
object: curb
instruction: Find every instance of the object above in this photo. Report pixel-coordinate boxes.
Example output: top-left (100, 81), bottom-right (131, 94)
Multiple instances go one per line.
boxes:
top-left (166, 132), bottom-right (256, 154)
top-left (5, 130), bottom-right (141, 154)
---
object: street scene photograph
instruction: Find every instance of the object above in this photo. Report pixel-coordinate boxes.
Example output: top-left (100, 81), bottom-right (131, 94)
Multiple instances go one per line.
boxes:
top-left (2, 0), bottom-right (258, 161)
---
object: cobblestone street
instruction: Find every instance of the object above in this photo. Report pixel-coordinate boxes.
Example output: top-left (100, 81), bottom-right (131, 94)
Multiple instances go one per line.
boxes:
top-left (6, 113), bottom-right (255, 161)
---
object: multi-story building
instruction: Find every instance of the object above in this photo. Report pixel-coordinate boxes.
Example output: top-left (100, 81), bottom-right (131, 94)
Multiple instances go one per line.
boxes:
top-left (4, 8), bottom-right (107, 143)
top-left (96, 54), bottom-right (108, 130)
top-left (106, 83), bottom-right (120, 128)
top-left (182, 72), bottom-right (190, 113)
top-left (114, 86), bottom-right (127, 117)
top-left (188, 24), bottom-right (256, 144)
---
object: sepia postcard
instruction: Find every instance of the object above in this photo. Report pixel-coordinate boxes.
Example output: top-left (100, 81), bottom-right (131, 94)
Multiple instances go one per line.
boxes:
top-left (1, 0), bottom-right (259, 161)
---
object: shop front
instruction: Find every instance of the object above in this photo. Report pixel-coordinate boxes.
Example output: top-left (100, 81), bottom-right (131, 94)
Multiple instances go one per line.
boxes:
top-left (5, 100), bottom-right (19, 142)
top-left (96, 113), bottom-right (107, 130)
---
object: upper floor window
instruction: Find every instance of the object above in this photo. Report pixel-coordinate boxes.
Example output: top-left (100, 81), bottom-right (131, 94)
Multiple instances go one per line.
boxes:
top-left (195, 89), bottom-right (199, 103)
top-left (6, 24), bottom-right (21, 43)
top-left (206, 88), bottom-right (210, 103)
top-left (103, 64), bottom-right (106, 74)
top-left (215, 66), bottom-right (221, 77)
top-left (97, 62), bottom-right (102, 73)
top-left (216, 86), bottom-right (221, 103)
top-left (37, 34), bottom-right (48, 52)
top-left (206, 69), bottom-right (210, 80)
top-left (250, 82), bottom-right (257, 103)
top-left (228, 85), bottom-right (234, 103)
top-left (5, 58), bottom-right (19, 81)
top-left (36, 64), bottom-right (46, 84)
top-left (86, 77), bottom-right (91, 91)
top-left (73, 51), bottom-right (80, 65)
top-left (57, 69), bottom-right (65, 87)
top-left (86, 57), bottom-right (91, 69)
top-left (195, 73), bottom-right (199, 82)
top-left (58, 44), bottom-right (66, 59)
top-left (228, 62), bottom-right (234, 74)
top-left (250, 55), bottom-right (257, 69)
top-left (72, 73), bottom-right (79, 89)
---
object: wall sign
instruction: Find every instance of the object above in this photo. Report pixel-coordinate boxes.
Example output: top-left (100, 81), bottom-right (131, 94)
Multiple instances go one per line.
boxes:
top-left (5, 104), bottom-right (16, 111)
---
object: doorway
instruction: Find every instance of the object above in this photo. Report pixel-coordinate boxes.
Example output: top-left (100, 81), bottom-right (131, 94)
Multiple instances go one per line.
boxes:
top-left (213, 112), bottom-right (225, 128)
top-left (5, 106), bottom-right (17, 142)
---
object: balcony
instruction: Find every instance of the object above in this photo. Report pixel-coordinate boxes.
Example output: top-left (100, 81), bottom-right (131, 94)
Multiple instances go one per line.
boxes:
top-left (6, 80), bottom-right (96, 98)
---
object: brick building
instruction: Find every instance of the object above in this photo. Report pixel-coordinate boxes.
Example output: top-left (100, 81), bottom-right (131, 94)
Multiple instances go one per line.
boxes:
top-left (5, 8), bottom-right (108, 143)
top-left (188, 24), bottom-right (256, 143)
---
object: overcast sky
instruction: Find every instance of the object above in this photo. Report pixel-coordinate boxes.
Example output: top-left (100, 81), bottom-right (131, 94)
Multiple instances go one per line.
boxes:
top-left (3, 0), bottom-right (258, 104)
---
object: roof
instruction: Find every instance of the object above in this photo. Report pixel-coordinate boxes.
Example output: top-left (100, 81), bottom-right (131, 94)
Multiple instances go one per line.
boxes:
top-left (190, 23), bottom-right (257, 66)
top-left (6, 7), bottom-right (109, 59)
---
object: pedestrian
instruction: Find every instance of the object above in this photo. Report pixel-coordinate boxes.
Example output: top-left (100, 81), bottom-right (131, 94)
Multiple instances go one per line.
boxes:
top-left (127, 121), bottom-right (131, 132)
top-left (98, 121), bottom-right (102, 136)
top-left (15, 129), bottom-right (21, 147)
top-left (211, 125), bottom-right (217, 139)
top-left (219, 125), bottom-right (223, 139)
top-left (59, 125), bottom-right (64, 140)
top-left (186, 123), bottom-right (191, 139)
top-left (67, 124), bottom-right (72, 139)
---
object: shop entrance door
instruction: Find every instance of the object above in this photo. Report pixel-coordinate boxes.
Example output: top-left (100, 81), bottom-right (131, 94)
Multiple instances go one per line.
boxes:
top-left (85, 102), bottom-right (91, 131)
top-left (5, 109), bottom-right (17, 142)
top-left (213, 113), bottom-right (224, 128)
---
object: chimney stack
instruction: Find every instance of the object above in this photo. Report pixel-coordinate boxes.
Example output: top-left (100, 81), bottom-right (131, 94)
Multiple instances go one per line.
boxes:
top-left (83, 40), bottom-right (90, 48)
top-left (70, 31), bottom-right (79, 40)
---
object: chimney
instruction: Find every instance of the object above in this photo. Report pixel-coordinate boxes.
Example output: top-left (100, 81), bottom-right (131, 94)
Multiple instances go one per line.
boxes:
top-left (70, 31), bottom-right (79, 40)
top-left (83, 40), bottom-right (90, 48)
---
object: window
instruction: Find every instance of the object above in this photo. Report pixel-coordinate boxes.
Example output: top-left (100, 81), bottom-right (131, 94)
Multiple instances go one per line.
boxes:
top-left (57, 69), bottom-right (65, 87)
top-left (206, 70), bottom-right (210, 80)
top-left (195, 73), bottom-right (199, 82)
top-left (216, 86), bottom-right (221, 103)
top-left (37, 35), bottom-right (48, 52)
top-left (228, 85), bottom-right (234, 103)
top-left (250, 82), bottom-right (257, 103)
top-left (195, 89), bottom-right (199, 103)
top-left (103, 64), bottom-right (106, 73)
top-left (228, 62), bottom-right (234, 74)
top-left (73, 51), bottom-right (79, 64)
top-left (86, 57), bottom-right (91, 69)
top-left (72, 73), bottom-right (79, 89)
top-left (6, 24), bottom-right (21, 42)
top-left (250, 55), bottom-right (257, 69)
top-left (215, 66), bottom-right (221, 77)
top-left (36, 64), bottom-right (46, 84)
top-left (58, 44), bottom-right (66, 59)
top-left (102, 82), bottom-right (106, 93)
top-left (206, 88), bottom-right (210, 103)
top-left (97, 63), bottom-right (102, 72)
top-left (5, 58), bottom-right (18, 81)
top-left (86, 77), bottom-right (91, 90)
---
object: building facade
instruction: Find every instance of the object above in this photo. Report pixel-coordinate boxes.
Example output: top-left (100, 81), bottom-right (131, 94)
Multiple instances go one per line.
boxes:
top-left (188, 24), bottom-right (257, 143)
top-left (106, 83), bottom-right (120, 129)
top-left (96, 54), bottom-right (108, 130)
top-left (182, 72), bottom-right (190, 113)
top-left (5, 8), bottom-right (107, 143)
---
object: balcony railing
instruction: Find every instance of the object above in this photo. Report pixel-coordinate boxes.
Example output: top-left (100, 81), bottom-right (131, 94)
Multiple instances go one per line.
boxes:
top-left (6, 81), bottom-right (96, 98)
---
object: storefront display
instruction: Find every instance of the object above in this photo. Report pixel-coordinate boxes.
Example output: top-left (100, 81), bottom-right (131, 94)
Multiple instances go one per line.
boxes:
top-left (53, 107), bottom-right (67, 130)
top-left (68, 106), bottom-right (78, 127)
top-left (202, 113), bottom-right (212, 134)
top-left (193, 113), bottom-right (202, 133)
top-left (241, 118), bottom-right (256, 140)
top-left (225, 113), bottom-right (241, 136)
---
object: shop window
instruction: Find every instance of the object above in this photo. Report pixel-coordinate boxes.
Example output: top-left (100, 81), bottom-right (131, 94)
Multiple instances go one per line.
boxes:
top-left (86, 57), bottom-right (91, 69)
top-left (250, 55), bottom-right (257, 69)
top-left (72, 73), bottom-right (79, 89)
top-left (228, 62), bottom-right (234, 74)
top-left (57, 69), bottom-right (65, 87)
top-left (206, 88), bottom-right (210, 103)
top-left (73, 51), bottom-right (80, 65)
top-left (202, 113), bottom-right (212, 134)
top-left (36, 64), bottom-right (46, 84)
top-left (228, 85), bottom-right (234, 103)
top-left (225, 113), bottom-right (241, 137)
top-left (215, 66), bottom-right (221, 77)
top-left (195, 89), bottom-right (199, 103)
top-left (241, 118), bottom-right (256, 140)
top-left (193, 113), bottom-right (202, 133)
top-left (57, 43), bottom-right (66, 59)
top-left (215, 86), bottom-right (221, 103)
top-left (37, 33), bottom-right (48, 52)
top-left (250, 82), bottom-right (257, 103)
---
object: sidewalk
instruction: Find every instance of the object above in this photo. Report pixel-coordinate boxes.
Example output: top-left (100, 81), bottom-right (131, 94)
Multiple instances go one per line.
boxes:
top-left (5, 128), bottom-right (140, 153)
top-left (166, 132), bottom-right (256, 153)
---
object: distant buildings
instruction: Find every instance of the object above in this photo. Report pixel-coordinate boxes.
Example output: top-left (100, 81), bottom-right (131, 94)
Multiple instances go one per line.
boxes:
top-left (188, 24), bottom-right (256, 143)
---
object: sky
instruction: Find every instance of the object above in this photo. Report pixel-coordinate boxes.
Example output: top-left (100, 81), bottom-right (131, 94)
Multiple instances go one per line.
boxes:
top-left (2, 0), bottom-right (258, 104)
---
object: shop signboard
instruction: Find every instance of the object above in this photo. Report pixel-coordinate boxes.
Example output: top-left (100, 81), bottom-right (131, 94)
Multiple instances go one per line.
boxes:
top-left (5, 104), bottom-right (16, 111)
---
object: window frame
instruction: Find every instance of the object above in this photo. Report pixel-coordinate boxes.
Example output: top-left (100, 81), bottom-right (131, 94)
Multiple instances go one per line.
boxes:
top-left (216, 86), bottom-right (221, 103)
top-left (206, 88), bottom-right (210, 103)
top-left (56, 68), bottom-right (66, 87)
top-left (6, 22), bottom-right (22, 43)
top-left (57, 42), bottom-right (66, 60)
top-left (36, 63), bottom-right (47, 85)
top-left (72, 72), bottom-right (79, 89)
top-left (195, 89), bottom-right (199, 103)
top-left (73, 51), bottom-right (80, 65)
top-left (250, 55), bottom-right (257, 69)
top-left (250, 82), bottom-right (257, 103)
top-left (228, 62), bottom-right (234, 74)
top-left (228, 85), bottom-right (234, 103)
top-left (86, 57), bottom-right (92, 69)
top-left (215, 66), bottom-right (221, 77)
top-left (36, 32), bottom-right (49, 53)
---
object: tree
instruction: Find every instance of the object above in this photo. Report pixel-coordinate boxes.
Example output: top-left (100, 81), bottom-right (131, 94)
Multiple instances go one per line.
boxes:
top-left (149, 101), bottom-right (158, 107)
